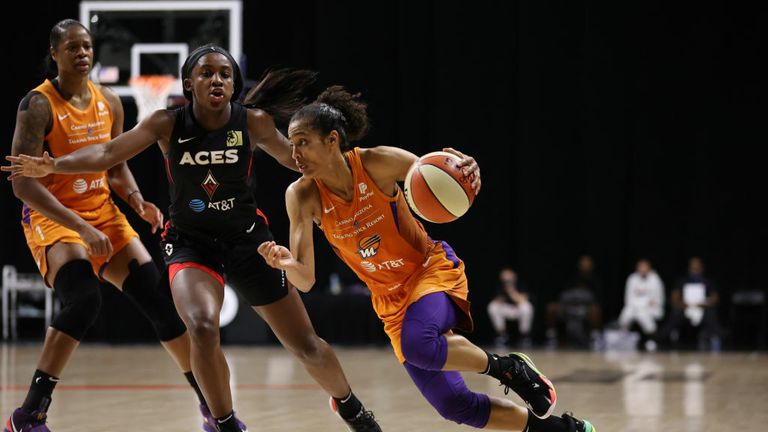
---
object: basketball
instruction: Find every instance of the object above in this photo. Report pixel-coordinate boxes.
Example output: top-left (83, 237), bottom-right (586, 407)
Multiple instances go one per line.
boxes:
top-left (404, 151), bottom-right (476, 223)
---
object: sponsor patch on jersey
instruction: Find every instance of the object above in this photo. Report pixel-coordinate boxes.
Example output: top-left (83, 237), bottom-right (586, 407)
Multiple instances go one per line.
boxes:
top-left (226, 130), bottom-right (243, 147)
top-left (189, 199), bottom-right (206, 213)
top-left (201, 170), bottom-right (219, 199)
top-left (208, 197), bottom-right (235, 211)
top-left (73, 178), bottom-right (88, 194)
top-left (357, 234), bottom-right (381, 258)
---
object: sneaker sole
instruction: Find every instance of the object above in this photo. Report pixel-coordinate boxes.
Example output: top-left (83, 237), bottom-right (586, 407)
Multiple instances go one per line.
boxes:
top-left (510, 352), bottom-right (557, 419)
top-left (329, 397), bottom-right (355, 432)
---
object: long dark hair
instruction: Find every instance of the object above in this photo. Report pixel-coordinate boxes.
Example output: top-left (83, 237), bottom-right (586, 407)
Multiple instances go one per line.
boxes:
top-left (290, 86), bottom-right (370, 150)
top-left (242, 67), bottom-right (317, 126)
top-left (44, 19), bottom-right (90, 79)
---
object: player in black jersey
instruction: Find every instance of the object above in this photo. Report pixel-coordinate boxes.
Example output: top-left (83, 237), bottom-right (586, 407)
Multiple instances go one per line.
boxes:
top-left (5, 45), bottom-right (381, 432)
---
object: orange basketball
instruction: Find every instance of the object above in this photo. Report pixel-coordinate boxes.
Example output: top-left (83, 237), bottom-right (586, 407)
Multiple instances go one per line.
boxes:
top-left (404, 151), bottom-right (476, 223)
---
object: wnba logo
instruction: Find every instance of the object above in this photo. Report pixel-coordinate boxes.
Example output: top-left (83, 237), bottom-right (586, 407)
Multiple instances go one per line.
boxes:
top-left (357, 234), bottom-right (381, 258)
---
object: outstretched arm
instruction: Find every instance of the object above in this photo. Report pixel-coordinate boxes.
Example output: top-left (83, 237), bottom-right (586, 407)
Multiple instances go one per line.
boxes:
top-left (258, 181), bottom-right (317, 291)
top-left (101, 87), bottom-right (163, 233)
top-left (4, 109), bottom-right (171, 178)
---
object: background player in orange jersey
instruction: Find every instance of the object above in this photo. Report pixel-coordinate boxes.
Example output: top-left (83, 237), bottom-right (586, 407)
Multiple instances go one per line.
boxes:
top-left (1, 19), bottom-right (214, 432)
top-left (257, 86), bottom-right (596, 432)
top-left (4, 43), bottom-right (382, 432)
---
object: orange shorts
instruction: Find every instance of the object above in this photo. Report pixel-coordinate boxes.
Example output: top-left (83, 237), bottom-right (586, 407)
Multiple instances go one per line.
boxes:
top-left (21, 199), bottom-right (139, 286)
top-left (372, 242), bottom-right (474, 363)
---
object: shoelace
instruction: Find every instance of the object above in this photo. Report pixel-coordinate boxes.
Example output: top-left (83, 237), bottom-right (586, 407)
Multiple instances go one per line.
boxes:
top-left (348, 410), bottom-right (379, 431)
top-left (500, 360), bottom-right (533, 396)
top-left (561, 412), bottom-right (582, 432)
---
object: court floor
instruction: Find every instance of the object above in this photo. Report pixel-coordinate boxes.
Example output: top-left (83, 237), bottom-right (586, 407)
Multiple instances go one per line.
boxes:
top-left (1, 344), bottom-right (765, 431)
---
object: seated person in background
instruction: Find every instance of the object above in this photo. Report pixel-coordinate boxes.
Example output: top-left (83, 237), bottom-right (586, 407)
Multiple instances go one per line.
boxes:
top-left (486, 267), bottom-right (534, 348)
top-left (618, 258), bottom-right (664, 351)
top-left (657, 256), bottom-right (721, 351)
top-left (546, 255), bottom-right (603, 349)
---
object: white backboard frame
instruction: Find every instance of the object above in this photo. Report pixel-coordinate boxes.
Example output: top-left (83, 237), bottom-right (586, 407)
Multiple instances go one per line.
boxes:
top-left (80, 1), bottom-right (242, 97)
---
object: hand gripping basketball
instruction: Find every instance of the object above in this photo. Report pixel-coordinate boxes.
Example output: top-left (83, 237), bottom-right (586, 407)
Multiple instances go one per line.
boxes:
top-left (404, 149), bottom-right (478, 223)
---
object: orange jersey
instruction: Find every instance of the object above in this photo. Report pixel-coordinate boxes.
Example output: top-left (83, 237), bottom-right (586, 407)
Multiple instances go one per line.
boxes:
top-left (19, 80), bottom-right (136, 284)
top-left (315, 147), bottom-right (472, 362)
top-left (31, 79), bottom-right (113, 212)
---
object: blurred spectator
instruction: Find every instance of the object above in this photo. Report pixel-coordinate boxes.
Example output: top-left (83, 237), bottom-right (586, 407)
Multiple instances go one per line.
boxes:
top-left (486, 267), bottom-right (534, 348)
top-left (618, 259), bottom-right (665, 351)
top-left (546, 255), bottom-right (604, 349)
top-left (657, 257), bottom-right (721, 351)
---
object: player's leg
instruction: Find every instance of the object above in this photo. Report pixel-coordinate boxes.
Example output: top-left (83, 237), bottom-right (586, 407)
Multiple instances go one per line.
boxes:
top-left (402, 293), bottom-right (594, 430)
top-left (252, 287), bottom-right (380, 431)
top-left (168, 268), bottom-right (232, 416)
top-left (159, 224), bottom-right (246, 432)
top-left (101, 238), bottom-right (190, 370)
top-left (401, 292), bottom-right (556, 419)
top-left (101, 238), bottom-right (223, 429)
top-left (227, 221), bottom-right (379, 431)
top-left (6, 242), bottom-right (100, 432)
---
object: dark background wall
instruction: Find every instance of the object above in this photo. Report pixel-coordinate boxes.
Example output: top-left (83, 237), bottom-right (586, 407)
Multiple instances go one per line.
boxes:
top-left (2, 1), bottom-right (765, 344)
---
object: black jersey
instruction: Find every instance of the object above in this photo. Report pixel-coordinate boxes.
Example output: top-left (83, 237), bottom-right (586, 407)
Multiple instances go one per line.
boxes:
top-left (165, 102), bottom-right (256, 238)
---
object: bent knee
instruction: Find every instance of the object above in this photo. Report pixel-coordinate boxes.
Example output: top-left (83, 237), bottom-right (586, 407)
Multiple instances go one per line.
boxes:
top-left (186, 315), bottom-right (220, 342)
top-left (431, 393), bottom-right (488, 427)
top-left (287, 335), bottom-right (327, 364)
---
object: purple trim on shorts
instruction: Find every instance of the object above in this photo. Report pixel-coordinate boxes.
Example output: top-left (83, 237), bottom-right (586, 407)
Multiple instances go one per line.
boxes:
top-left (390, 202), bottom-right (400, 231)
top-left (98, 262), bottom-right (109, 280)
top-left (438, 240), bottom-right (460, 269)
top-left (22, 203), bottom-right (31, 225)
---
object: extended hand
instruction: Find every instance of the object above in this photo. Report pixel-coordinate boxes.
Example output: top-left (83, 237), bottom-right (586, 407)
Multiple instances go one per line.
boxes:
top-left (257, 241), bottom-right (295, 270)
top-left (2, 152), bottom-right (55, 180)
top-left (443, 147), bottom-right (481, 194)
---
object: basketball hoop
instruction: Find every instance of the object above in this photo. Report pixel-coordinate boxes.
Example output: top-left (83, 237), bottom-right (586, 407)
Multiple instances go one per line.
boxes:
top-left (128, 75), bottom-right (178, 122)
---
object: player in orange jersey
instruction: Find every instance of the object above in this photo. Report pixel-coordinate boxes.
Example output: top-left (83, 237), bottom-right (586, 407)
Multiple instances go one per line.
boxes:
top-left (2, 19), bottom-right (209, 432)
top-left (257, 86), bottom-right (596, 431)
top-left (4, 42), bottom-right (383, 432)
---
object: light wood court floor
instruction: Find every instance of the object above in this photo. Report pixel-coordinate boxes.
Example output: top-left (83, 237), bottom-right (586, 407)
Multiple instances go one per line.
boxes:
top-left (1, 345), bottom-right (765, 431)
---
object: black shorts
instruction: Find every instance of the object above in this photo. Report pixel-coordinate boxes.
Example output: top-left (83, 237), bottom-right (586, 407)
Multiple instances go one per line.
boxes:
top-left (159, 218), bottom-right (287, 306)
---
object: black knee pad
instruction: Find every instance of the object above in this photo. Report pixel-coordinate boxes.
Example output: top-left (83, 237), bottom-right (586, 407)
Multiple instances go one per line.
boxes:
top-left (122, 260), bottom-right (187, 341)
top-left (51, 259), bottom-right (102, 341)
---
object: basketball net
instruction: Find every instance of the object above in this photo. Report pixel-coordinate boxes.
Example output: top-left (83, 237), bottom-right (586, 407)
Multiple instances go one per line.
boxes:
top-left (128, 75), bottom-right (178, 122)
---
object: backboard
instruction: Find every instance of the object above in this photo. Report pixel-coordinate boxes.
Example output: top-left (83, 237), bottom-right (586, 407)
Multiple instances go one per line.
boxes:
top-left (80, 1), bottom-right (242, 97)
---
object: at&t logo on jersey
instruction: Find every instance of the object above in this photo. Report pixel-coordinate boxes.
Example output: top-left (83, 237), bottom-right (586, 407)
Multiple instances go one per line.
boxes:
top-left (188, 197), bottom-right (236, 213)
top-left (179, 149), bottom-right (239, 165)
top-left (189, 199), bottom-right (206, 213)
top-left (209, 198), bottom-right (235, 211)
top-left (357, 234), bottom-right (381, 258)
top-left (72, 177), bottom-right (104, 194)
top-left (360, 258), bottom-right (406, 273)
